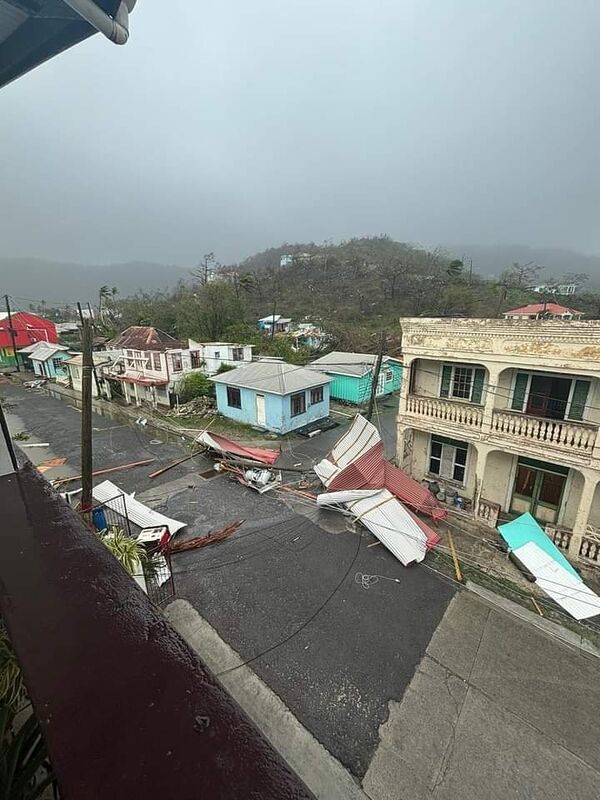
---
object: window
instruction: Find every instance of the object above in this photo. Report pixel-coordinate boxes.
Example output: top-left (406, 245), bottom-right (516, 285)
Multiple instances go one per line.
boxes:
top-left (429, 435), bottom-right (468, 484)
top-left (52, 358), bottom-right (64, 372)
top-left (190, 351), bottom-right (202, 369)
top-left (227, 386), bottom-right (241, 408)
top-left (214, 351), bottom-right (221, 359)
top-left (511, 372), bottom-right (591, 422)
top-left (310, 386), bottom-right (324, 404)
top-left (440, 365), bottom-right (485, 404)
top-left (232, 347), bottom-right (244, 362)
top-left (152, 352), bottom-right (162, 371)
top-left (171, 353), bottom-right (183, 372)
top-left (384, 369), bottom-right (394, 383)
top-left (291, 391), bottom-right (306, 417)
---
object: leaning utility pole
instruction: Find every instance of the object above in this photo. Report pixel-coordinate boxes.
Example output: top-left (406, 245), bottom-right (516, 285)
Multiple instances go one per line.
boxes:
top-left (81, 318), bottom-right (93, 518)
top-left (4, 295), bottom-right (20, 372)
top-left (366, 329), bottom-right (386, 421)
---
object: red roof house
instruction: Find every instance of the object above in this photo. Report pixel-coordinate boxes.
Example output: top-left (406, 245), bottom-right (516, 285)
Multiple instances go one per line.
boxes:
top-left (503, 302), bottom-right (584, 320)
top-left (0, 311), bottom-right (58, 366)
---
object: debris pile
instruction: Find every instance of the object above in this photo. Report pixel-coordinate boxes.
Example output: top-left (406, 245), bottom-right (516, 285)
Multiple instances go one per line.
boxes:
top-left (166, 396), bottom-right (217, 418)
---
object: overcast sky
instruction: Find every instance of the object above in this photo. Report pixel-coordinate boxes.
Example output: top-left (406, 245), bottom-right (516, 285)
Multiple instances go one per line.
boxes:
top-left (1, 0), bottom-right (599, 267)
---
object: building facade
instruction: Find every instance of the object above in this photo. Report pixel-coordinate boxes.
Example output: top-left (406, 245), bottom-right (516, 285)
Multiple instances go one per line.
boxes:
top-left (397, 317), bottom-right (600, 565)
top-left (188, 340), bottom-right (253, 375)
top-left (25, 343), bottom-right (71, 380)
top-left (309, 351), bottom-right (403, 404)
top-left (64, 353), bottom-right (113, 399)
top-left (212, 359), bottom-right (331, 434)
top-left (0, 311), bottom-right (58, 366)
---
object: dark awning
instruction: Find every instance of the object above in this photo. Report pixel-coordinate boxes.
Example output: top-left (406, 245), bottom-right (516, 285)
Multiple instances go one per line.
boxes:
top-left (0, 0), bottom-right (125, 89)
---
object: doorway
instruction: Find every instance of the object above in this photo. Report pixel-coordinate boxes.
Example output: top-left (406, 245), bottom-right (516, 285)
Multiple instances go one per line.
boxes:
top-left (510, 458), bottom-right (568, 524)
top-left (256, 394), bottom-right (266, 426)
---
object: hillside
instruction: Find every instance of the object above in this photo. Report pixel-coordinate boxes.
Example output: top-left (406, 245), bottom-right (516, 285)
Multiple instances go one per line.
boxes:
top-left (444, 244), bottom-right (600, 286)
top-left (0, 258), bottom-right (190, 305)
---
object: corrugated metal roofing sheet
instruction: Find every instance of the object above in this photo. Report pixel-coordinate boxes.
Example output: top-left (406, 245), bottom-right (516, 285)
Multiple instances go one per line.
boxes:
top-left (512, 542), bottom-right (600, 620)
top-left (92, 480), bottom-right (187, 535)
top-left (211, 360), bottom-right (330, 395)
top-left (197, 431), bottom-right (280, 465)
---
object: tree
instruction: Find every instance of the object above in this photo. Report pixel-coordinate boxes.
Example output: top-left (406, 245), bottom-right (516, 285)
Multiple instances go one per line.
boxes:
top-left (176, 371), bottom-right (213, 402)
top-left (500, 261), bottom-right (543, 288)
top-left (447, 259), bottom-right (464, 278)
top-left (192, 252), bottom-right (220, 286)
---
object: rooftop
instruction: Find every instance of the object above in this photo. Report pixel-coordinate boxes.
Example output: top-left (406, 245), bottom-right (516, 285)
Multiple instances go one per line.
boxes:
top-left (309, 351), bottom-right (400, 377)
top-left (211, 360), bottom-right (330, 395)
top-left (25, 342), bottom-right (71, 362)
top-left (107, 326), bottom-right (184, 352)
top-left (504, 302), bottom-right (584, 316)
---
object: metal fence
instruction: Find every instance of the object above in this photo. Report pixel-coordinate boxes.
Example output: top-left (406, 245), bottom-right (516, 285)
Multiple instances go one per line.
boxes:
top-left (85, 493), bottom-right (132, 537)
top-left (142, 549), bottom-right (176, 606)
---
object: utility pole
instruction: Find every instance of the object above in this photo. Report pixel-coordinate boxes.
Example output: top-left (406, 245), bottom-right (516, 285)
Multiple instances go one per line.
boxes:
top-left (4, 295), bottom-right (20, 372)
top-left (81, 318), bottom-right (93, 518)
top-left (366, 329), bottom-right (386, 421)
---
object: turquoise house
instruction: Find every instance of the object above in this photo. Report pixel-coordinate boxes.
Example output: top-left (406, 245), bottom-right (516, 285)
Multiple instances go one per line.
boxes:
top-left (25, 343), bottom-right (71, 380)
top-left (212, 359), bottom-right (331, 434)
top-left (308, 351), bottom-right (403, 404)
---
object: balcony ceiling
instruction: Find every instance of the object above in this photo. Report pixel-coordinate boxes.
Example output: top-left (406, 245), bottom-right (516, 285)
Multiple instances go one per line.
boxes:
top-left (0, 0), bottom-right (120, 88)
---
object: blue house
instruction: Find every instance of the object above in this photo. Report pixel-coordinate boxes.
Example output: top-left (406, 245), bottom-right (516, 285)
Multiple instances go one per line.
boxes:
top-left (25, 343), bottom-right (71, 380)
top-left (212, 359), bottom-right (331, 434)
top-left (308, 351), bottom-right (403, 404)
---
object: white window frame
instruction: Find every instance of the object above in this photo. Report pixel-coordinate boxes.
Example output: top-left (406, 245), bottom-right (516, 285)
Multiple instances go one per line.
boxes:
top-left (427, 436), bottom-right (469, 486)
top-left (440, 364), bottom-right (477, 402)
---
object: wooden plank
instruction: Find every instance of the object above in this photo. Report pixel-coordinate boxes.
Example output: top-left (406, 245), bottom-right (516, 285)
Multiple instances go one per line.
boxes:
top-left (53, 459), bottom-right (155, 485)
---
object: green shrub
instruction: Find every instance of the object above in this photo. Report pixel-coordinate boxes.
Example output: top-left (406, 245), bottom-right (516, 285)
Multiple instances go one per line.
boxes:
top-left (177, 371), bottom-right (213, 402)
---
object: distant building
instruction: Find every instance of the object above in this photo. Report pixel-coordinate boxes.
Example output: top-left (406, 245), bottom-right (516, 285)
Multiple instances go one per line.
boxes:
top-left (212, 358), bottom-right (330, 433)
top-left (308, 351), bottom-right (403, 404)
top-left (105, 326), bottom-right (190, 407)
top-left (0, 311), bottom-right (58, 367)
top-left (532, 283), bottom-right (578, 296)
top-left (503, 302), bottom-right (584, 321)
top-left (280, 253), bottom-right (313, 268)
top-left (258, 314), bottom-right (292, 334)
top-left (23, 342), bottom-right (71, 380)
top-left (64, 352), bottom-right (113, 399)
top-left (291, 323), bottom-right (327, 350)
top-left (188, 340), bottom-right (253, 375)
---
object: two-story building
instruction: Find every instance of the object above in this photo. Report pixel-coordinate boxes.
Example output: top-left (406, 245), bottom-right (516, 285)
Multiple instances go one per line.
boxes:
top-left (188, 340), bottom-right (253, 375)
top-left (397, 317), bottom-right (600, 566)
top-left (105, 326), bottom-right (192, 407)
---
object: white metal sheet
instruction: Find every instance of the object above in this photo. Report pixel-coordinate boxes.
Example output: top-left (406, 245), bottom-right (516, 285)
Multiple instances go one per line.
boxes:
top-left (92, 479), bottom-right (187, 535)
top-left (328, 414), bottom-right (381, 471)
top-left (513, 542), bottom-right (600, 621)
top-left (317, 489), bottom-right (381, 506)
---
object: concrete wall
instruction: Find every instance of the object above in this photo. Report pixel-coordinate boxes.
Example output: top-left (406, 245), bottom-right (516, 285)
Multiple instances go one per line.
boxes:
top-left (215, 383), bottom-right (330, 433)
top-left (413, 359), bottom-right (441, 396)
top-left (481, 450), bottom-right (515, 508)
top-left (562, 470), bottom-right (586, 528)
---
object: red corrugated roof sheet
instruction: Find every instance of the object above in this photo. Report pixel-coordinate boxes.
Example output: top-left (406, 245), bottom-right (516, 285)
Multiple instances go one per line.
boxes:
top-left (505, 302), bottom-right (583, 316)
top-left (201, 432), bottom-right (280, 465)
top-left (328, 441), bottom-right (447, 522)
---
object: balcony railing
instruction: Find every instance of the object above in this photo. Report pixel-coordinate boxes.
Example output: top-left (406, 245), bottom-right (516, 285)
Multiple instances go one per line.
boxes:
top-left (405, 395), bottom-right (483, 428)
top-left (491, 410), bottom-right (598, 455)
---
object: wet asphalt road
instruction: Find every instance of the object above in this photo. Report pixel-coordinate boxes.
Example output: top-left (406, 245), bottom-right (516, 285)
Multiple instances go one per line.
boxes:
top-left (1, 382), bottom-right (454, 777)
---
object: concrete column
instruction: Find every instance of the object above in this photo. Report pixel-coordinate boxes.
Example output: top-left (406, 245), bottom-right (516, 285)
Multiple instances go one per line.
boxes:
top-left (133, 382), bottom-right (140, 407)
top-left (473, 443), bottom-right (491, 511)
top-left (568, 472), bottom-right (598, 560)
top-left (396, 357), bottom-right (415, 465)
top-left (481, 364), bottom-right (503, 434)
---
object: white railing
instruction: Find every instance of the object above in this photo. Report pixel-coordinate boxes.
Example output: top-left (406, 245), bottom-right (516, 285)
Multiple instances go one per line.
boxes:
top-left (406, 395), bottom-right (483, 428)
top-left (491, 410), bottom-right (598, 454)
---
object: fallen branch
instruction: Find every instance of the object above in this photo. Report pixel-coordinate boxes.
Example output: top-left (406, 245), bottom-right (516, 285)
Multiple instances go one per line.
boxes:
top-left (168, 520), bottom-right (244, 553)
top-left (53, 458), bottom-right (155, 485)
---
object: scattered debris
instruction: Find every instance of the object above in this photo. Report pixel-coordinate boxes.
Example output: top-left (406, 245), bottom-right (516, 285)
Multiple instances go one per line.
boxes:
top-left (314, 415), bottom-right (442, 566)
top-left (215, 462), bottom-right (282, 493)
top-left (21, 442), bottom-right (50, 448)
top-left (168, 520), bottom-right (243, 553)
top-left (54, 458), bottom-right (155, 485)
top-left (12, 431), bottom-right (29, 441)
top-left (196, 430), bottom-right (280, 465)
top-left (498, 513), bottom-right (600, 620)
top-left (92, 479), bottom-right (187, 535)
top-left (23, 379), bottom-right (47, 389)
top-left (148, 454), bottom-right (195, 479)
top-left (294, 417), bottom-right (339, 437)
top-left (165, 396), bottom-right (217, 418)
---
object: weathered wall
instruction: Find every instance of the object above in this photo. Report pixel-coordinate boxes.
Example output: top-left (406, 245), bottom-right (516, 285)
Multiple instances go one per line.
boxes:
top-left (481, 450), bottom-right (515, 509)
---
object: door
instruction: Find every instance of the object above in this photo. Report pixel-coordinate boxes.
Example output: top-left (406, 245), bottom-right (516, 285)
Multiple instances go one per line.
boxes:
top-left (256, 394), bottom-right (266, 426)
top-left (526, 375), bottom-right (570, 419)
top-left (510, 461), bottom-right (567, 523)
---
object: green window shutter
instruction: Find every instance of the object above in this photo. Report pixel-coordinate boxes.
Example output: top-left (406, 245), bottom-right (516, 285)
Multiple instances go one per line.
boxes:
top-left (471, 368), bottom-right (485, 404)
top-left (440, 365), bottom-right (452, 398)
top-left (568, 380), bottom-right (590, 421)
top-left (511, 373), bottom-right (528, 411)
